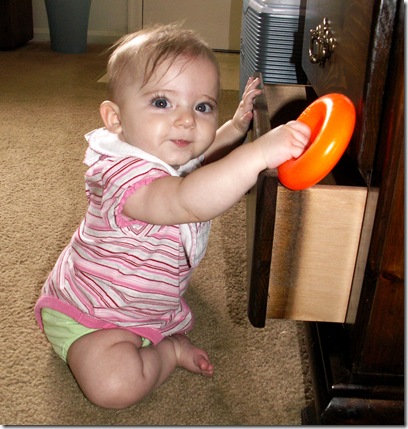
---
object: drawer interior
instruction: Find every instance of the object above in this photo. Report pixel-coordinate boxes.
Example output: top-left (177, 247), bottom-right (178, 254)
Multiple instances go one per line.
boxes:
top-left (267, 181), bottom-right (367, 323)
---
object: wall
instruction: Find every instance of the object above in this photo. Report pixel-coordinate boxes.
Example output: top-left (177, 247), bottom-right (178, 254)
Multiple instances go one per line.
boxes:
top-left (142, 0), bottom-right (242, 51)
top-left (32, 0), bottom-right (242, 50)
top-left (32, 0), bottom-right (130, 45)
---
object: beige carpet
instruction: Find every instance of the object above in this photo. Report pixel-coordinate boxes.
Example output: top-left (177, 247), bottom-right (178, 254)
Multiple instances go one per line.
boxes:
top-left (0, 42), bottom-right (312, 425)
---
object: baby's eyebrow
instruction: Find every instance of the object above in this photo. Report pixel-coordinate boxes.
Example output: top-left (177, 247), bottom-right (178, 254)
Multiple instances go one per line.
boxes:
top-left (142, 88), bottom-right (176, 99)
top-left (199, 95), bottom-right (218, 107)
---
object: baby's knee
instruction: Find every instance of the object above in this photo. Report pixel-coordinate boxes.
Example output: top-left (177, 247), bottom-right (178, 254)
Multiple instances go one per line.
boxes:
top-left (85, 375), bottom-right (143, 409)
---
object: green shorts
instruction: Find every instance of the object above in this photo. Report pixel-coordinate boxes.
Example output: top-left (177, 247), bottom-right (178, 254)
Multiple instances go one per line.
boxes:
top-left (41, 308), bottom-right (151, 362)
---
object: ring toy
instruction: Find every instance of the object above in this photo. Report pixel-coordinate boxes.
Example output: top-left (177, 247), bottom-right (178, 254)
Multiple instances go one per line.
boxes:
top-left (277, 93), bottom-right (356, 190)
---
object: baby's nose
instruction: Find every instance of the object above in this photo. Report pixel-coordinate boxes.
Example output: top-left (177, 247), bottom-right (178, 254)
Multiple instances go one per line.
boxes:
top-left (175, 109), bottom-right (196, 128)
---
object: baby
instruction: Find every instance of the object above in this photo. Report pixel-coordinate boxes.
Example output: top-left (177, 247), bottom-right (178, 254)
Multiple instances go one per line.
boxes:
top-left (35, 23), bottom-right (310, 409)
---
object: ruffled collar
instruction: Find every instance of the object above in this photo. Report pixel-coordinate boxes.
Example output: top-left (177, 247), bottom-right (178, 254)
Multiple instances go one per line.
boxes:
top-left (84, 127), bottom-right (202, 177)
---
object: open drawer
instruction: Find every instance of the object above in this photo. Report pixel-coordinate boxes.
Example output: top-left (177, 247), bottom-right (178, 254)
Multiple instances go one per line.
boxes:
top-left (247, 83), bottom-right (373, 327)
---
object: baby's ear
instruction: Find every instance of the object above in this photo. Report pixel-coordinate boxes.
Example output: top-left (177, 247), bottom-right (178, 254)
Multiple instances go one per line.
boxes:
top-left (99, 100), bottom-right (122, 134)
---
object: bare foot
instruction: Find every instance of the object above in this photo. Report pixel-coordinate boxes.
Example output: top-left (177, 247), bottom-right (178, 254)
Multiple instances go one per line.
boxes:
top-left (169, 334), bottom-right (214, 377)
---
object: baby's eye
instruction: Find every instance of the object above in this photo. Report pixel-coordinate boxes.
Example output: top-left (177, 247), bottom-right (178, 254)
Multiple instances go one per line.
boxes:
top-left (196, 102), bottom-right (214, 113)
top-left (151, 97), bottom-right (170, 109)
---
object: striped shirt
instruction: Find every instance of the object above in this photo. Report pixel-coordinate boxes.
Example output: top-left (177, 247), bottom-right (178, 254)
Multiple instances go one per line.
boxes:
top-left (35, 128), bottom-right (211, 345)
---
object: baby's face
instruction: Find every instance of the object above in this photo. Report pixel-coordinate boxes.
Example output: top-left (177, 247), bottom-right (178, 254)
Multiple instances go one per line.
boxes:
top-left (116, 55), bottom-right (219, 168)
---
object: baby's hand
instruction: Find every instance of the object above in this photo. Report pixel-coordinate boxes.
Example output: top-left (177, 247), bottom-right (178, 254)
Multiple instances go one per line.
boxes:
top-left (255, 120), bottom-right (311, 170)
top-left (231, 76), bottom-right (262, 135)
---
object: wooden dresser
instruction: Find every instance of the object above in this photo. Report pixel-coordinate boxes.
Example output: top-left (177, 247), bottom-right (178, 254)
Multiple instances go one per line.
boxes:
top-left (0, 0), bottom-right (33, 50)
top-left (246, 0), bottom-right (404, 424)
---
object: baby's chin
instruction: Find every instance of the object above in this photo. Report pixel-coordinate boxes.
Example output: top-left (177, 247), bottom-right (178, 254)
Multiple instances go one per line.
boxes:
top-left (165, 153), bottom-right (198, 169)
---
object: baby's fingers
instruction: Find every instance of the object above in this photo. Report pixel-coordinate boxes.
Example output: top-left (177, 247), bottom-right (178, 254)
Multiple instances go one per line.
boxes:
top-left (243, 76), bottom-right (260, 94)
top-left (291, 143), bottom-right (307, 159)
top-left (241, 88), bottom-right (262, 111)
top-left (286, 121), bottom-right (311, 146)
top-left (242, 77), bottom-right (261, 100)
top-left (286, 120), bottom-right (311, 136)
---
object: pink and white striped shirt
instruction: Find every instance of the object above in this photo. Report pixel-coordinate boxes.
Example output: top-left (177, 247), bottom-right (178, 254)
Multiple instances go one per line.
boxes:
top-left (35, 128), bottom-right (211, 345)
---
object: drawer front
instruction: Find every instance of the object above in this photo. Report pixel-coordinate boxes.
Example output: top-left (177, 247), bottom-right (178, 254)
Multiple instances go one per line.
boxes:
top-left (302, 0), bottom-right (374, 105)
top-left (302, 0), bottom-right (377, 184)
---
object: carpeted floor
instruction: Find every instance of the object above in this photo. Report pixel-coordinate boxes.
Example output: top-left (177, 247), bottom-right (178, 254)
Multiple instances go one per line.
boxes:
top-left (0, 42), bottom-right (312, 425)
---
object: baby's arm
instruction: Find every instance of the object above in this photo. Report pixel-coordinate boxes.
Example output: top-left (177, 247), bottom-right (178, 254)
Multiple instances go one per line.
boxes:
top-left (122, 120), bottom-right (311, 225)
top-left (204, 77), bottom-right (262, 164)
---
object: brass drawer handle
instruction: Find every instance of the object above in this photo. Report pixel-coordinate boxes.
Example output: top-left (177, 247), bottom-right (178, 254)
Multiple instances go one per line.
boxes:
top-left (309, 17), bottom-right (336, 65)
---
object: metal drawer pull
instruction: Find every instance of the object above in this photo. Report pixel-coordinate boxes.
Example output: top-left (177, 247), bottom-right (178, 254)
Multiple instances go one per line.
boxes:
top-left (309, 17), bottom-right (336, 65)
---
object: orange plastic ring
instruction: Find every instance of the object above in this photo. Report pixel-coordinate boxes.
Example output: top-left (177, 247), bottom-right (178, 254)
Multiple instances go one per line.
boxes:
top-left (277, 93), bottom-right (356, 191)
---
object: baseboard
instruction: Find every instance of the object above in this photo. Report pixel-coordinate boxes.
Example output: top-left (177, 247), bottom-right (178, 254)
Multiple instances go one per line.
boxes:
top-left (33, 28), bottom-right (124, 45)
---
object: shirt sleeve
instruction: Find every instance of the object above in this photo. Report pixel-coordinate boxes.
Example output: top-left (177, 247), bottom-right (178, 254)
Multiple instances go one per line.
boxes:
top-left (87, 156), bottom-right (169, 230)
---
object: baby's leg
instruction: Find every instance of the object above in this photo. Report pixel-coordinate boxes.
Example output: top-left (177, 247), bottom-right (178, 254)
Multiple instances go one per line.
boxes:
top-left (67, 329), bottom-right (213, 409)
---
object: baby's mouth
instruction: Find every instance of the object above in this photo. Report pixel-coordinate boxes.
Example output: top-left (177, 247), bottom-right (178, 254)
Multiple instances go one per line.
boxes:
top-left (172, 139), bottom-right (191, 148)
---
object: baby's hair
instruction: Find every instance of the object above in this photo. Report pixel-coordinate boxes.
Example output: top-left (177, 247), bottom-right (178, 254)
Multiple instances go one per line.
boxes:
top-left (106, 23), bottom-right (220, 101)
